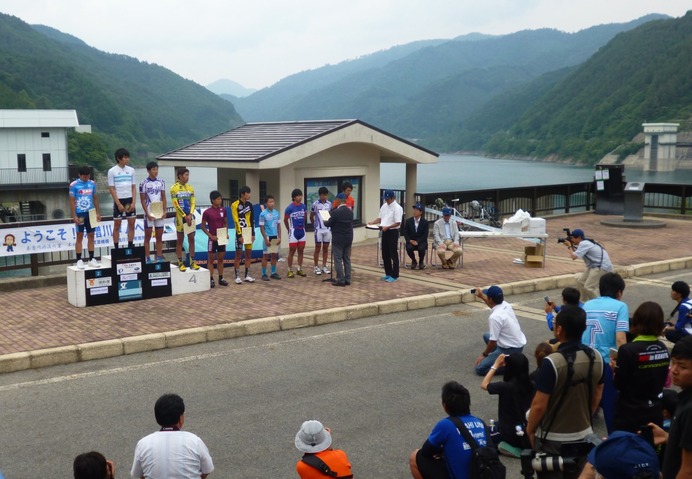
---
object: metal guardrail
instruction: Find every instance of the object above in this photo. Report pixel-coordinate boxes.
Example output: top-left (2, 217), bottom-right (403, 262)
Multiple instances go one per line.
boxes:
top-left (0, 167), bottom-right (69, 187)
top-left (1, 183), bottom-right (689, 277)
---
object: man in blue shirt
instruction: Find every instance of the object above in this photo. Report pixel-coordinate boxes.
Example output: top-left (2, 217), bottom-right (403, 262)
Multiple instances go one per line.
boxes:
top-left (409, 381), bottom-right (489, 479)
top-left (665, 281), bottom-right (692, 343)
top-left (582, 272), bottom-right (629, 434)
top-left (69, 166), bottom-right (101, 269)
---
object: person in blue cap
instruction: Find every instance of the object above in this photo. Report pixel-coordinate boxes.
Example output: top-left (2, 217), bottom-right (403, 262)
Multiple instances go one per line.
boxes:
top-left (368, 190), bottom-right (403, 282)
top-left (403, 202), bottom-right (429, 270)
top-left (577, 431), bottom-right (660, 478)
top-left (433, 207), bottom-right (462, 269)
top-left (565, 228), bottom-right (613, 301)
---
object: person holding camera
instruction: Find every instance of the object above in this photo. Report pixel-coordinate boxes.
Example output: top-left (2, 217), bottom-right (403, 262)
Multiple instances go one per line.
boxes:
top-left (564, 229), bottom-right (612, 301)
top-left (526, 305), bottom-right (604, 479)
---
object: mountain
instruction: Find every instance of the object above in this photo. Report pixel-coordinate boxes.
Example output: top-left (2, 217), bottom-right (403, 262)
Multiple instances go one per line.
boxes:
top-left (0, 13), bottom-right (243, 169)
top-left (232, 15), bottom-right (666, 144)
top-left (478, 12), bottom-right (692, 163)
top-left (206, 78), bottom-right (256, 97)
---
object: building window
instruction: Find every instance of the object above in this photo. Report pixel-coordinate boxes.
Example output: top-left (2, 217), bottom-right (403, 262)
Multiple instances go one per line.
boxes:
top-left (41, 131), bottom-right (50, 138)
top-left (17, 154), bottom-right (27, 172)
top-left (259, 181), bottom-right (267, 203)
top-left (304, 176), bottom-right (362, 227)
top-left (228, 179), bottom-right (239, 201)
top-left (42, 153), bottom-right (52, 171)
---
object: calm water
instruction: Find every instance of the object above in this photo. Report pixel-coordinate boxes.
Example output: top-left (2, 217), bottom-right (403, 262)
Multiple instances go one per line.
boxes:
top-left (92, 155), bottom-right (692, 207)
top-left (381, 154), bottom-right (692, 193)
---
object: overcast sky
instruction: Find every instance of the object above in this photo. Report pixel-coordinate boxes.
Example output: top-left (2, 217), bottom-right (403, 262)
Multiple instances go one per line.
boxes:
top-left (2, 1), bottom-right (690, 90)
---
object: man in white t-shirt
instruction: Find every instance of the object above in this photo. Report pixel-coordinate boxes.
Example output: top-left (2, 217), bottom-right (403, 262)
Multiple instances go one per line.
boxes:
top-left (131, 393), bottom-right (214, 479)
top-left (368, 190), bottom-right (403, 283)
top-left (473, 285), bottom-right (527, 375)
top-left (107, 148), bottom-right (137, 249)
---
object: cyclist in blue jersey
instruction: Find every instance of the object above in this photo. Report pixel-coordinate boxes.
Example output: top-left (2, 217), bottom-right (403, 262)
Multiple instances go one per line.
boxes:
top-left (69, 166), bottom-right (101, 269)
top-left (284, 188), bottom-right (308, 278)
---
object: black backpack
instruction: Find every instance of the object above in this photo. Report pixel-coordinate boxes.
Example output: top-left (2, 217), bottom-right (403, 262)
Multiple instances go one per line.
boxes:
top-left (449, 417), bottom-right (506, 479)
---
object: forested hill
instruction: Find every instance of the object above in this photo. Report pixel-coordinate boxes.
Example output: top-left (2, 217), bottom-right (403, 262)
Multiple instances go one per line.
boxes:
top-left (0, 13), bottom-right (243, 170)
top-left (231, 15), bottom-right (665, 143)
top-left (476, 12), bottom-right (692, 164)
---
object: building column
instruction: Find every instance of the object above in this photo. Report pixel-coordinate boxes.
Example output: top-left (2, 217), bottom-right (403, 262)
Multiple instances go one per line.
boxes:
top-left (405, 163), bottom-right (417, 214)
top-left (245, 170), bottom-right (260, 203)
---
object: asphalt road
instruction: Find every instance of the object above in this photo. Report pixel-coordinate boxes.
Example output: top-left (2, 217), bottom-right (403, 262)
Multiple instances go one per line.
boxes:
top-left (1, 269), bottom-right (690, 478)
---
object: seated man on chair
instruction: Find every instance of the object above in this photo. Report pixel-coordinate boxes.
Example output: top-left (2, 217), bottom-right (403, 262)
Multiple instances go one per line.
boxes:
top-left (433, 207), bottom-right (462, 269)
top-left (404, 202), bottom-right (429, 270)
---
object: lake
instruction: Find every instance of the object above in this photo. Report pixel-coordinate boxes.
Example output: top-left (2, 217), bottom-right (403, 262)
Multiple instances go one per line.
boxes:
top-left (103, 155), bottom-right (691, 206)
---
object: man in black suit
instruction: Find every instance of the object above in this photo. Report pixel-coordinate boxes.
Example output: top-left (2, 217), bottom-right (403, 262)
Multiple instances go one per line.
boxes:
top-left (324, 193), bottom-right (354, 286)
top-left (403, 203), bottom-right (429, 270)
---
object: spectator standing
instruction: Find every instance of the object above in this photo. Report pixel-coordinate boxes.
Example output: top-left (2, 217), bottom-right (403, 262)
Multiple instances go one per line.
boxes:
top-left (665, 281), bottom-right (692, 343)
top-left (324, 193), bottom-right (354, 287)
top-left (295, 420), bottom-right (353, 479)
top-left (368, 190), bottom-right (403, 283)
top-left (432, 207), bottom-right (462, 269)
top-left (582, 272), bottom-right (629, 434)
top-left (565, 228), bottom-right (613, 301)
top-left (69, 166), bottom-right (100, 269)
top-left (403, 202), bottom-right (429, 270)
top-left (131, 393), bottom-right (213, 479)
top-left (409, 381), bottom-right (492, 479)
top-left (107, 147), bottom-right (137, 249)
top-left (473, 286), bottom-right (527, 376)
top-left (613, 301), bottom-right (670, 432)
top-left (527, 305), bottom-right (605, 479)
top-left (310, 186), bottom-right (332, 276)
top-left (648, 336), bottom-right (692, 479)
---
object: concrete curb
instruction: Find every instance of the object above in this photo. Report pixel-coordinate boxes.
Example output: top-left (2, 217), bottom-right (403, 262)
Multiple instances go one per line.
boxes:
top-left (2, 256), bottom-right (692, 374)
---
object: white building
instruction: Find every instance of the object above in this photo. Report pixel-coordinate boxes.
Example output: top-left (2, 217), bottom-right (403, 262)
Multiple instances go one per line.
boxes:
top-left (0, 109), bottom-right (83, 221)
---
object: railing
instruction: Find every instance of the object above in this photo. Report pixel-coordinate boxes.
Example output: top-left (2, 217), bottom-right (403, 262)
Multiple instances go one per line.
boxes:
top-left (1, 183), bottom-right (689, 277)
top-left (0, 167), bottom-right (69, 187)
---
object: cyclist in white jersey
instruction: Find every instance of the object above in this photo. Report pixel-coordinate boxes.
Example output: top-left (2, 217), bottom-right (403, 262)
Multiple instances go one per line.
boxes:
top-left (107, 147), bottom-right (136, 249)
top-left (310, 186), bottom-right (332, 275)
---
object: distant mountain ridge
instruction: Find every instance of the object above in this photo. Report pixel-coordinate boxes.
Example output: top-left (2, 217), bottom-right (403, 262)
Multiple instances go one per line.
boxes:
top-left (231, 14), bottom-right (667, 146)
top-left (0, 13), bottom-right (243, 168)
top-left (206, 78), bottom-right (256, 97)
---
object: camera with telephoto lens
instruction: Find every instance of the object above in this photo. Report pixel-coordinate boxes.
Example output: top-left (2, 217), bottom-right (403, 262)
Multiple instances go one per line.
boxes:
top-left (557, 228), bottom-right (573, 244)
top-left (520, 434), bottom-right (602, 478)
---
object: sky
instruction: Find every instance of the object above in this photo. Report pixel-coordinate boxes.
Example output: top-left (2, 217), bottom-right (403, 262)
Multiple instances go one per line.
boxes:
top-left (1, 1), bottom-right (690, 90)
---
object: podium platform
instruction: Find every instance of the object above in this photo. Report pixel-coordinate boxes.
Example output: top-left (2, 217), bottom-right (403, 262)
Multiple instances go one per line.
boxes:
top-left (67, 248), bottom-right (209, 307)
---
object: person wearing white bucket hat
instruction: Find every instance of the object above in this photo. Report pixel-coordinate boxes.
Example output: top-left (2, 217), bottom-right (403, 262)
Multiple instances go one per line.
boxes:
top-left (295, 420), bottom-right (353, 478)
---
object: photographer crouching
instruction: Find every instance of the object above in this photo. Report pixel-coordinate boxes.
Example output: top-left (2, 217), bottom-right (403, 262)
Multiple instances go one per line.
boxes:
top-left (560, 228), bottom-right (613, 301)
top-left (525, 305), bottom-right (604, 479)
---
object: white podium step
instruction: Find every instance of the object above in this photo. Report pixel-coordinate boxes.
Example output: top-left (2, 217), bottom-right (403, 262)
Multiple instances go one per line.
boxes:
top-left (67, 263), bottom-right (111, 307)
top-left (171, 264), bottom-right (210, 295)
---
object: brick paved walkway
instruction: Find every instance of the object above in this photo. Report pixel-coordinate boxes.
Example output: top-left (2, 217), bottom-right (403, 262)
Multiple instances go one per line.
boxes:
top-left (1, 213), bottom-right (690, 355)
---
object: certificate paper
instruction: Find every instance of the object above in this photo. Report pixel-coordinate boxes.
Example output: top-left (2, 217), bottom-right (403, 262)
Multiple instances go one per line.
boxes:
top-left (88, 208), bottom-right (99, 228)
top-left (318, 209), bottom-right (331, 223)
top-left (149, 202), bottom-right (163, 219)
top-left (183, 219), bottom-right (196, 235)
top-left (216, 228), bottom-right (228, 246)
top-left (267, 238), bottom-right (279, 254)
top-left (242, 227), bottom-right (253, 245)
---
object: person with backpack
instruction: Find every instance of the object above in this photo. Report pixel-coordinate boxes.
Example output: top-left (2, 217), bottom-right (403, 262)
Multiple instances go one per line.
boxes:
top-left (295, 420), bottom-right (353, 478)
top-left (564, 228), bottom-right (613, 301)
top-left (409, 381), bottom-right (505, 479)
top-left (526, 305), bottom-right (605, 479)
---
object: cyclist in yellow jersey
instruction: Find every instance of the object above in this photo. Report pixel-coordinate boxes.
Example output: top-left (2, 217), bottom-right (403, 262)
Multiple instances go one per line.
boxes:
top-left (170, 168), bottom-right (199, 271)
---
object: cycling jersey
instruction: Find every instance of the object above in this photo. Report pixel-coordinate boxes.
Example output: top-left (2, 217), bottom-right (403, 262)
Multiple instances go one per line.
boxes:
top-left (107, 164), bottom-right (136, 199)
top-left (231, 199), bottom-right (254, 232)
top-left (139, 177), bottom-right (166, 207)
top-left (170, 181), bottom-right (195, 217)
top-left (69, 179), bottom-right (96, 214)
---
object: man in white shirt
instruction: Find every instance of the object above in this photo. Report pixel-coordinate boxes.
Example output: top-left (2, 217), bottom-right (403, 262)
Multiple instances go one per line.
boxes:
top-left (131, 393), bottom-right (214, 479)
top-left (473, 285), bottom-right (527, 375)
top-left (107, 148), bottom-right (137, 249)
top-left (368, 190), bottom-right (403, 283)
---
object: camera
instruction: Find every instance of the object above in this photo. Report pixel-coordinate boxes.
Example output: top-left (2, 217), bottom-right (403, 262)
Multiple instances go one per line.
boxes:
top-left (557, 228), bottom-right (572, 244)
top-left (520, 435), bottom-right (601, 478)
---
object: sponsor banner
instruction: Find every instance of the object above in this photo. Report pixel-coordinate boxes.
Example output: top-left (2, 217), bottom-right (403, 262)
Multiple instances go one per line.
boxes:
top-left (151, 279), bottom-right (168, 287)
top-left (148, 272), bottom-right (171, 279)
top-left (90, 286), bottom-right (109, 296)
top-left (85, 277), bottom-right (112, 289)
top-left (120, 273), bottom-right (138, 281)
top-left (116, 262), bottom-right (142, 275)
top-left (0, 217), bottom-right (179, 257)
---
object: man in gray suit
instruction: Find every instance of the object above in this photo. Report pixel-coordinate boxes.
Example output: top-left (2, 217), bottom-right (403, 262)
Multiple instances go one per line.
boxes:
top-left (433, 207), bottom-right (462, 269)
